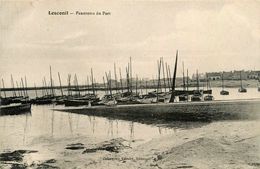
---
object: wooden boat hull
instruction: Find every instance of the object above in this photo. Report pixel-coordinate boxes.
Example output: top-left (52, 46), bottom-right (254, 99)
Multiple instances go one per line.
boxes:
top-left (32, 99), bottom-right (53, 105)
top-left (204, 95), bottom-right (214, 101)
top-left (220, 90), bottom-right (229, 95)
top-left (64, 98), bottom-right (100, 107)
top-left (179, 95), bottom-right (188, 101)
top-left (0, 103), bottom-right (31, 115)
top-left (55, 99), bottom-right (260, 121)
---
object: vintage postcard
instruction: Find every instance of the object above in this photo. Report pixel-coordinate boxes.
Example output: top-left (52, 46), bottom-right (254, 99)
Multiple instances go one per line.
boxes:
top-left (0, 0), bottom-right (260, 169)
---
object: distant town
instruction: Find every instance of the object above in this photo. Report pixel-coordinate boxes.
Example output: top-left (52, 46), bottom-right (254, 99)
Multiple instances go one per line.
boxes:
top-left (193, 70), bottom-right (260, 81)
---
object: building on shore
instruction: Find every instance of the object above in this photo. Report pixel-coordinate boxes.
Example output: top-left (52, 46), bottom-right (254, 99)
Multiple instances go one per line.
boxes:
top-left (204, 70), bottom-right (260, 81)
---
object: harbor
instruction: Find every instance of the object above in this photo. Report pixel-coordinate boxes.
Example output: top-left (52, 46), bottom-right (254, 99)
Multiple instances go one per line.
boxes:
top-left (1, 0), bottom-right (260, 168)
top-left (1, 52), bottom-right (260, 168)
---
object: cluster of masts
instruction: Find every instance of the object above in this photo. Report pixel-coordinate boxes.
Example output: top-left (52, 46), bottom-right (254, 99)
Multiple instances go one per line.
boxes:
top-left (1, 51), bottom-right (259, 107)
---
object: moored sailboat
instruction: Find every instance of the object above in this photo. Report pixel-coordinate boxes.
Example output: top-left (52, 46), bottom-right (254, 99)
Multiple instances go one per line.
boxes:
top-left (238, 71), bottom-right (247, 93)
top-left (191, 70), bottom-right (203, 102)
top-left (204, 74), bottom-right (214, 101)
top-left (220, 72), bottom-right (229, 95)
top-left (179, 62), bottom-right (188, 101)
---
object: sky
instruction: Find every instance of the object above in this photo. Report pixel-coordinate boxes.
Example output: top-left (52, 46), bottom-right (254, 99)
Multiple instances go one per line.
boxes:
top-left (0, 0), bottom-right (259, 87)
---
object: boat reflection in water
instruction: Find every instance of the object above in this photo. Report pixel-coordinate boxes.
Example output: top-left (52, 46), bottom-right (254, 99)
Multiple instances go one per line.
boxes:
top-left (0, 105), bottom-right (183, 150)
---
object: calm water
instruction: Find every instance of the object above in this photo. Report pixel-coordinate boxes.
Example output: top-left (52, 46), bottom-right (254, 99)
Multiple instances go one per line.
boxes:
top-left (0, 87), bottom-right (260, 151)
top-left (0, 105), bottom-right (176, 150)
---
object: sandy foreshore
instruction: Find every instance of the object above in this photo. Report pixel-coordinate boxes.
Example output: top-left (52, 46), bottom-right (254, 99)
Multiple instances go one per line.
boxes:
top-left (1, 120), bottom-right (260, 169)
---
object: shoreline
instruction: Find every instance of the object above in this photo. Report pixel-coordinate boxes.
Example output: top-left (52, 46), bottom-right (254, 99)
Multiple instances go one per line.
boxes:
top-left (0, 120), bottom-right (259, 169)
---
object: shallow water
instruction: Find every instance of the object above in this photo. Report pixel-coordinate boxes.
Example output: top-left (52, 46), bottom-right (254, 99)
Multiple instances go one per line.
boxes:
top-left (0, 87), bottom-right (259, 151)
top-left (0, 105), bottom-right (178, 151)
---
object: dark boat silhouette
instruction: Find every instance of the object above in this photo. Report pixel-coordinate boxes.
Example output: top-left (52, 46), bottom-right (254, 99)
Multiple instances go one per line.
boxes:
top-left (0, 103), bottom-right (31, 115)
top-left (220, 72), bottom-right (229, 95)
top-left (191, 70), bottom-right (202, 102)
top-left (203, 74), bottom-right (214, 101)
top-left (179, 62), bottom-right (188, 102)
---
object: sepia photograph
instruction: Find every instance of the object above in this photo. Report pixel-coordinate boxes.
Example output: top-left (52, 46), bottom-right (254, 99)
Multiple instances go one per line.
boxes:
top-left (0, 0), bottom-right (260, 168)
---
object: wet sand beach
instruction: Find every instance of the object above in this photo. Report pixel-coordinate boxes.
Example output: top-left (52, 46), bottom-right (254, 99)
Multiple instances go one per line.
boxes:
top-left (0, 119), bottom-right (259, 169)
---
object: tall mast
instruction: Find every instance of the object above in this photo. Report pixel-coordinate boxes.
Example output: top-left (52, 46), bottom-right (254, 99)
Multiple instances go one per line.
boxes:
top-left (21, 78), bottom-right (26, 98)
top-left (24, 76), bottom-right (29, 97)
top-left (67, 74), bottom-right (71, 96)
top-left (182, 62), bottom-right (186, 91)
top-left (74, 74), bottom-right (80, 96)
top-left (103, 76), bottom-right (107, 95)
top-left (130, 57), bottom-right (132, 93)
top-left (105, 72), bottom-right (112, 96)
top-left (152, 76), bottom-right (156, 90)
top-left (196, 70), bottom-right (199, 91)
top-left (114, 63), bottom-right (118, 93)
top-left (50, 66), bottom-right (54, 96)
top-left (169, 50), bottom-right (178, 103)
top-left (140, 78), bottom-right (143, 96)
top-left (1, 79), bottom-right (6, 98)
top-left (165, 63), bottom-right (171, 90)
top-left (58, 72), bottom-right (64, 97)
top-left (119, 68), bottom-right (123, 93)
top-left (168, 66), bottom-right (172, 88)
top-left (156, 59), bottom-right (162, 101)
top-left (91, 68), bottom-right (95, 96)
top-left (126, 66), bottom-right (130, 92)
top-left (161, 57), bottom-right (167, 92)
top-left (34, 83), bottom-right (38, 98)
top-left (108, 70), bottom-right (113, 95)
top-left (11, 75), bottom-right (16, 97)
top-left (186, 69), bottom-right (189, 91)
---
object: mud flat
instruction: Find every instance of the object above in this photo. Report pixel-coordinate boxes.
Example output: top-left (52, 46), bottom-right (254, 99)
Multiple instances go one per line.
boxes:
top-left (55, 99), bottom-right (260, 121)
top-left (0, 120), bottom-right (259, 169)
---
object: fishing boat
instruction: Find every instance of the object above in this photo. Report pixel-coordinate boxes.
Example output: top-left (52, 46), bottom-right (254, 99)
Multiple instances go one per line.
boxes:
top-left (32, 95), bottom-right (55, 105)
top-left (191, 70), bottom-right (203, 102)
top-left (0, 97), bottom-right (11, 105)
top-left (204, 74), bottom-right (214, 101)
top-left (179, 62), bottom-right (188, 101)
top-left (53, 51), bottom-right (260, 120)
top-left (238, 71), bottom-right (247, 93)
top-left (220, 72), bottom-right (229, 95)
top-left (191, 90), bottom-right (203, 101)
top-left (178, 93), bottom-right (188, 101)
top-left (64, 97), bottom-right (100, 106)
top-left (0, 103), bottom-right (31, 115)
